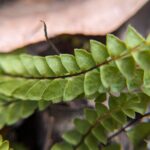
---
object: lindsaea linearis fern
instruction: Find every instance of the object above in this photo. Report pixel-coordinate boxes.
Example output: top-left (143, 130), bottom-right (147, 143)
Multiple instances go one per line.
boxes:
top-left (0, 26), bottom-right (150, 150)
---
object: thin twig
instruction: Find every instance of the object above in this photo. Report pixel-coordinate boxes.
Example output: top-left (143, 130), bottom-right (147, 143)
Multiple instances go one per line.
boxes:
top-left (40, 20), bottom-right (60, 54)
top-left (107, 112), bottom-right (150, 144)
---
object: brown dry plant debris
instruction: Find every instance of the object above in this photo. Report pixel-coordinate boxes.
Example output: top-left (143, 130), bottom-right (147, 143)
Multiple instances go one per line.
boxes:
top-left (0, 0), bottom-right (148, 52)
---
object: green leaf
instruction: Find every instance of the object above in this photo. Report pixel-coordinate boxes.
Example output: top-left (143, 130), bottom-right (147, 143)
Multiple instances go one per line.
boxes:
top-left (25, 79), bottom-right (51, 100)
top-left (122, 109), bottom-right (135, 119)
top-left (132, 51), bottom-right (150, 70)
top-left (130, 94), bottom-right (149, 114)
top-left (90, 40), bottom-right (108, 64)
top-left (0, 135), bottom-right (11, 150)
top-left (0, 141), bottom-right (10, 150)
top-left (111, 111), bottom-right (127, 125)
top-left (0, 108), bottom-right (7, 128)
top-left (102, 117), bottom-right (120, 131)
top-left (98, 69), bottom-right (107, 93)
top-left (60, 54), bottom-right (80, 73)
top-left (109, 97), bottom-right (127, 124)
top-left (20, 54), bottom-right (41, 77)
top-left (116, 56), bottom-right (135, 79)
top-left (13, 80), bottom-right (38, 100)
top-left (43, 79), bottom-right (67, 101)
top-left (74, 118), bottom-right (90, 134)
top-left (7, 55), bottom-right (29, 76)
top-left (127, 123), bottom-right (150, 149)
top-left (33, 56), bottom-right (55, 77)
top-left (100, 64), bottom-right (125, 92)
top-left (21, 101), bottom-right (37, 118)
top-left (107, 34), bottom-right (126, 57)
top-left (63, 75), bottom-right (84, 101)
top-left (76, 143), bottom-right (88, 150)
top-left (6, 102), bottom-right (22, 125)
top-left (127, 69), bottom-right (143, 91)
top-left (125, 25), bottom-right (144, 48)
top-left (0, 55), bottom-right (18, 75)
top-left (0, 101), bottom-right (37, 127)
top-left (92, 124), bottom-right (107, 144)
top-left (143, 71), bottom-right (150, 87)
top-left (51, 142), bottom-right (73, 150)
top-left (146, 33), bottom-right (150, 43)
top-left (46, 55), bottom-right (67, 75)
top-left (38, 101), bottom-right (50, 111)
top-left (62, 130), bottom-right (81, 145)
top-left (84, 134), bottom-right (99, 150)
top-left (142, 86), bottom-right (150, 96)
top-left (95, 103), bottom-right (108, 117)
top-left (125, 94), bottom-right (141, 107)
top-left (84, 70), bottom-right (101, 96)
top-left (75, 49), bottom-right (95, 70)
top-left (0, 136), bottom-right (2, 143)
top-left (85, 108), bottom-right (97, 124)
top-left (0, 78), bottom-right (26, 96)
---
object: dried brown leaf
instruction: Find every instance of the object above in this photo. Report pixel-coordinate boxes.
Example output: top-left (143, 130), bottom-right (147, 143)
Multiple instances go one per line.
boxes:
top-left (0, 0), bottom-right (148, 52)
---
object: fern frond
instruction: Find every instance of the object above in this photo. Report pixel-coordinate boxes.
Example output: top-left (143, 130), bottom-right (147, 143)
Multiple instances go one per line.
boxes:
top-left (51, 93), bottom-right (150, 150)
top-left (0, 98), bottom-right (38, 128)
top-left (0, 92), bottom-right (51, 128)
top-left (0, 26), bottom-right (150, 103)
top-left (0, 135), bottom-right (11, 150)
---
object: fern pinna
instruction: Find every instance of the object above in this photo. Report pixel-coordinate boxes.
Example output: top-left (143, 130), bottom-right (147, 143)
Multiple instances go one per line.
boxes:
top-left (0, 26), bottom-right (150, 101)
top-left (0, 26), bottom-right (150, 149)
top-left (0, 135), bottom-right (11, 150)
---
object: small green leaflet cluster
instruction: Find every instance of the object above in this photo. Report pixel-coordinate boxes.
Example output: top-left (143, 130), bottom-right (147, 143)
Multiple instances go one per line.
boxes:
top-left (0, 99), bottom-right (37, 128)
top-left (0, 135), bottom-right (12, 150)
top-left (0, 26), bottom-right (149, 102)
top-left (0, 94), bottom-right (50, 128)
top-left (51, 93), bottom-right (149, 150)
